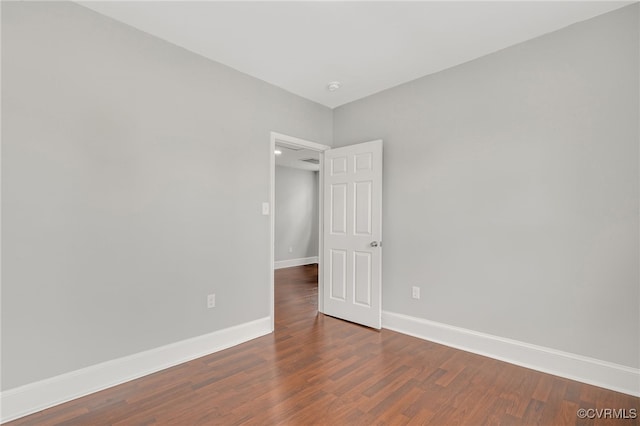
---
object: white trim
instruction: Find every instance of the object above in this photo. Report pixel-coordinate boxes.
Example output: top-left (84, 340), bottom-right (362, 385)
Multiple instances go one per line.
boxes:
top-left (0, 317), bottom-right (271, 423)
top-left (271, 132), bottom-right (330, 153)
top-left (274, 256), bottom-right (319, 270)
top-left (317, 151), bottom-right (325, 314)
top-left (382, 311), bottom-right (640, 397)
top-left (269, 135), bottom-right (276, 331)
top-left (269, 131), bottom-right (330, 326)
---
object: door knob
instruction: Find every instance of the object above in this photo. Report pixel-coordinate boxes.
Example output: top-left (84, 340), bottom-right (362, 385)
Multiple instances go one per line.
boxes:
top-left (370, 241), bottom-right (380, 247)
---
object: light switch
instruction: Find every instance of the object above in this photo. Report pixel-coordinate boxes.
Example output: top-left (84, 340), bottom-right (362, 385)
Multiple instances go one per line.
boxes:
top-left (262, 202), bottom-right (270, 215)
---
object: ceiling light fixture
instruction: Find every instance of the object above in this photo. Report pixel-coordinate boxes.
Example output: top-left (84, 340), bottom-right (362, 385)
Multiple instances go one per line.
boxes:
top-left (274, 149), bottom-right (282, 155)
top-left (327, 81), bottom-right (341, 92)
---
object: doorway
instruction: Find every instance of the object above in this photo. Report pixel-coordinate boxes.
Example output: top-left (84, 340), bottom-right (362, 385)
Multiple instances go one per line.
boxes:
top-left (269, 132), bottom-right (331, 331)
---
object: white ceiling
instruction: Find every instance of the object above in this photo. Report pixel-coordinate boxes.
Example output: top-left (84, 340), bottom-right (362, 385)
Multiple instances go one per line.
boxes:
top-left (79, 1), bottom-right (631, 109)
top-left (275, 145), bottom-right (320, 171)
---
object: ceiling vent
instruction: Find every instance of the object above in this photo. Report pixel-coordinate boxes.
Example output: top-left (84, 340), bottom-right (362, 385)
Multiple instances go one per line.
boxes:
top-left (301, 158), bottom-right (320, 165)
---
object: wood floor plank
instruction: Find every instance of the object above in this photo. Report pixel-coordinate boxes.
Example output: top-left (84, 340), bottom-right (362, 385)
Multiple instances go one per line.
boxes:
top-left (5, 264), bottom-right (639, 425)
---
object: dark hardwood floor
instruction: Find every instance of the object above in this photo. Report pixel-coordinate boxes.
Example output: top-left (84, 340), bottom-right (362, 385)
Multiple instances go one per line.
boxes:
top-left (6, 264), bottom-right (639, 425)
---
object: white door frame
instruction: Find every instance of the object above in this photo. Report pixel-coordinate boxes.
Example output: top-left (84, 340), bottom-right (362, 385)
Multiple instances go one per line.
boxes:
top-left (269, 131), bottom-right (331, 331)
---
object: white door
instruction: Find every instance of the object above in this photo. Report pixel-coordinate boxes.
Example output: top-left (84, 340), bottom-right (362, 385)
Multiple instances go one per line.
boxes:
top-left (323, 140), bottom-right (382, 329)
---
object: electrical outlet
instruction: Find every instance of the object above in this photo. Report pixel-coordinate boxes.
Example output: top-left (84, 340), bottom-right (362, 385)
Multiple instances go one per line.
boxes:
top-left (412, 286), bottom-right (420, 299)
top-left (288, 246), bottom-right (293, 253)
top-left (207, 294), bottom-right (216, 308)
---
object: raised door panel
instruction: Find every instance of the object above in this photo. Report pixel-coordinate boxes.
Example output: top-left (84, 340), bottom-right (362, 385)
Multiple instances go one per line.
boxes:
top-left (330, 183), bottom-right (347, 235)
top-left (353, 251), bottom-right (372, 307)
top-left (354, 181), bottom-right (372, 236)
top-left (330, 249), bottom-right (347, 301)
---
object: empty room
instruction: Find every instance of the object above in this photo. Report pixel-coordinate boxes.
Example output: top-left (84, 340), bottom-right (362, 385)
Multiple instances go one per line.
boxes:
top-left (1, 1), bottom-right (639, 425)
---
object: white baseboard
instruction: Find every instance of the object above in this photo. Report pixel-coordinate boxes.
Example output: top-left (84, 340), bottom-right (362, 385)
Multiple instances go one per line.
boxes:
top-left (0, 317), bottom-right (272, 423)
top-left (382, 311), bottom-right (639, 397)
top-left (274, 256), bottom-right (318, 270)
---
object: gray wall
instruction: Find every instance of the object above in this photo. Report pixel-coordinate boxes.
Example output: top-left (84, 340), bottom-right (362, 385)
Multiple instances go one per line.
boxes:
top-left (334, 4), bottom-right (639, 368)
top-left (275, 167), bottom-right (319, 262)
top-left (1, 1), bottom-right (331, 390)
